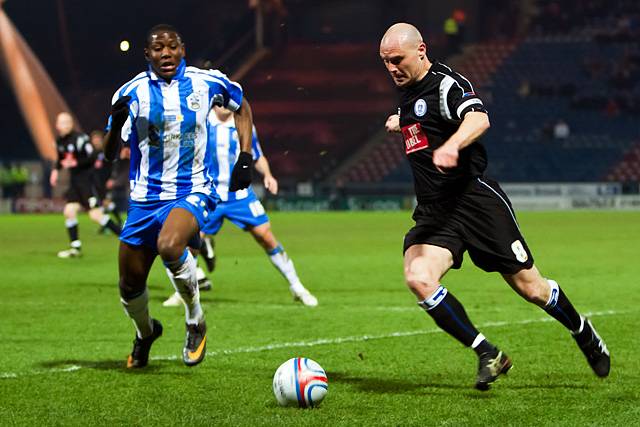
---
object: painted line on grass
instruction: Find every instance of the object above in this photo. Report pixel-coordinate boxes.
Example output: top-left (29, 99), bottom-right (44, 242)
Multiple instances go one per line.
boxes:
top-left (195, 309), bottom-right (624, 359)
top-left (0, 309), bottom-right (628, 379)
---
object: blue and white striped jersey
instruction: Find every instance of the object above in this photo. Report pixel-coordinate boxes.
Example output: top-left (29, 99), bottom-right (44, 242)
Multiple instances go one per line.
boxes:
top-left (207, 111), bottom-right (263, 202)
top-left (107, 59), bottom-right (243, 202)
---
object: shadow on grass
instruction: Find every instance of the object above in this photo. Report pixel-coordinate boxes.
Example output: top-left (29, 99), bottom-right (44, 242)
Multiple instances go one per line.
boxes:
top-left (504, 382), bottom-right (589, 391)
top-left (147, 294), bottom-right (239, 304)
top-left (330, 371), bottom-right (587, 395)
top-left (38, 359), bottom-right (190, 375)
top-left (330, 371), bottom-right (469, 394)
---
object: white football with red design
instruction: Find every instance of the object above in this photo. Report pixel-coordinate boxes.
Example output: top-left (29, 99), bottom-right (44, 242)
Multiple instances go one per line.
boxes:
top-left (272, 357), bottom-right (328, 408)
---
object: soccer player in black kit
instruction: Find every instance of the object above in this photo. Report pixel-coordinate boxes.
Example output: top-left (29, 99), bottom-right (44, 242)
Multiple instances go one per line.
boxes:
top-left (50, 113), bottom-right (121, 258)
top-left (380, 23), bottom-right (609, 390)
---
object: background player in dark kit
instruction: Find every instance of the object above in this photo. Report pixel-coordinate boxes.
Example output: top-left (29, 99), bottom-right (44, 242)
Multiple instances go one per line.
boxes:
top-left (50, 113), bottom-right (121, 258)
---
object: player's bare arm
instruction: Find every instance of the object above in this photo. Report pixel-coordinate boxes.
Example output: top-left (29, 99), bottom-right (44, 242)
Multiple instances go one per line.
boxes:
top-left (229, 97), bottom-right (255, 191)
top-left (385, 114), bottom-right (401, 133)
top-left (49, 168), bottom-right (58, 187)
top-left (104, 130), bottom-right (120, 162)
top-left (233, 97), bottom-right (254, 153)
top-left (433, 111), bottom-right (490, 170)
top-left (104, 96), bottom-right (131, 162)
top-left (255, 156), bottom-right (278, 195)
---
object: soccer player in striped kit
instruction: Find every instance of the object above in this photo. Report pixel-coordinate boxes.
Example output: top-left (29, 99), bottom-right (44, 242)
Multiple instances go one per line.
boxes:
top-left (162, 106), bottom-right (318, 308)
top-left (104, 24), bottom-right (255, 368)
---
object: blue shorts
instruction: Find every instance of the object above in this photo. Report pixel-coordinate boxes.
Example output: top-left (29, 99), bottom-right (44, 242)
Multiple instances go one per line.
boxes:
top-left (202, 191), bottom-right (269, 235)
top-left (120, 192), bottom-right (218, 250)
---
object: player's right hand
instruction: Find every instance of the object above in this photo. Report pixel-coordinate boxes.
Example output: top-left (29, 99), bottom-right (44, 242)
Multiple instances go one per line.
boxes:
top-left (385, 114), bottom-right (401, 133)
top-left (49, 169), bottom-right (58, 187)
top-left (433, 142), bottom-right (459, 173)
top-left (264, 174), bottom-right (278, 195)
top-left (111, 96), bottom-right (131, 130)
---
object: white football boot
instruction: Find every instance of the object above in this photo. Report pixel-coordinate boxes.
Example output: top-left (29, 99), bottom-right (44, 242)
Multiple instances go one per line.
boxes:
top-left (57, 248), bottom-right (81, 258)
top-left (162, 292), bottom-right (183, 307)
top-left (291, 287), bottom-right (318, 307)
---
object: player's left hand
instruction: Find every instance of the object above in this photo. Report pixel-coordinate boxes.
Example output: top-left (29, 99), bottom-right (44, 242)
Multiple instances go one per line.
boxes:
top-left (264, 175), bottom-right (278, 195)
top-left (111, 96), bottom-right (131, 130)
top-left (229, 151), bottom-right (253, 191)
top-left (385, 114), bottom-right (401, 133)
top-left (433, 143), bottom-right (459, 173)
top-left (61, 158), bottom-right (78, 169)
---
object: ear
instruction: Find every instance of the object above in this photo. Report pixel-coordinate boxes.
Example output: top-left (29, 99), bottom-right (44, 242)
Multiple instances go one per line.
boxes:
top-left (144, 47), bottom-right (150, 62)
top-left (418, 42), bottom-right (427, 59)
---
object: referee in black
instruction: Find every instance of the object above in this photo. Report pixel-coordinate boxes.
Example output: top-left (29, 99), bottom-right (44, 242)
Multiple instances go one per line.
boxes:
top-left (380, 23), bottom-right (609, 390)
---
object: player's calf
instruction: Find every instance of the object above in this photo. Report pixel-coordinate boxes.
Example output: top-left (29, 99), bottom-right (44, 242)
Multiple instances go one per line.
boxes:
top-left (418, 285), bottom-right (511, 390)
top-left (200, 236), bottom-right (216, 273)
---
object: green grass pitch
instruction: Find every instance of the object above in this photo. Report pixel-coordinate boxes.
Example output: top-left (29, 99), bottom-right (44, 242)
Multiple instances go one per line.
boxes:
top-left (0, 211), bottom-right (639, 426)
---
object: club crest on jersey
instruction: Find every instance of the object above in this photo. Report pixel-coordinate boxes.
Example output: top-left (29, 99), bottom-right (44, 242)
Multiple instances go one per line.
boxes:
top-left (401, 123), bottom-right (429, 154)
top-left (186, 93), bottom-right (202, 111)
top-left (414, 99), bottom-right (427, 117)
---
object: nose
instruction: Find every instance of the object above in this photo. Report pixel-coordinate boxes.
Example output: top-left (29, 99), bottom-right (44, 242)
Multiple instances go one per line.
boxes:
top-left (161, 46), bottom-right (172, 57)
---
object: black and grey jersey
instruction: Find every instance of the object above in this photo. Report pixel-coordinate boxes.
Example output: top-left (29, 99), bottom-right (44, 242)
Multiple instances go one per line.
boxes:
top-left (55, 131), bottom-right (95, 179)
top-left (397, 61), bottom-right (488, 203)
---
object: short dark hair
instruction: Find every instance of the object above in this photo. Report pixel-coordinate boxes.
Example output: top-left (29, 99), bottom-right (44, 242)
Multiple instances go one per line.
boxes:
top-left (90, 130), bottom-right (104, 139)
top-left (146, 24), bottom-right (182, 46)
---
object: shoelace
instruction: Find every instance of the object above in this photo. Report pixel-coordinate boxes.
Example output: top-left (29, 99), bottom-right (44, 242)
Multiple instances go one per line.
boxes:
top-left (484, 352), bottom-right (503, 377)
top-left (187, 326), bottom-right (199, 349)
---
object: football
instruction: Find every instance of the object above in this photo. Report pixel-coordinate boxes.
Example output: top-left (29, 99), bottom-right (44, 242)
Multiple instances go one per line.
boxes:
top-left (272, 357), bottom-right (328, 408)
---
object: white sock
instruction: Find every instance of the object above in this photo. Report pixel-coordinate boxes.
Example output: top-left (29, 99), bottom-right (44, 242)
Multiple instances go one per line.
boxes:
top-left (545, 279), bottom-right (560, 308)
top-left (268, 245), bottom-right (304, 293)
top-left (471, 333), bottom-right (486, 349)
top-left (99, 214), bottom-right (111, 226)
top-left (120, 289), bottom-right (153, 339)
top-left (196, 266), bottom-right (206, 281)
top-left (164, 250), bottom-right (203, 325)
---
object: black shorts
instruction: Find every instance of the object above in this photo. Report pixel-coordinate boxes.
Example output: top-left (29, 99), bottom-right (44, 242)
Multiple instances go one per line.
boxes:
top-left (403, 177), bottom-right (534, 274)
top-left (66, 179), bottom-right (99, 210)
top-left (93, 180), bottom-right (108, 202)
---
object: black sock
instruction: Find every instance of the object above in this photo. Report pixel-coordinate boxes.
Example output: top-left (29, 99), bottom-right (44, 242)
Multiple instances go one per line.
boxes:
top-left (544, 280), bottom-right (583, 333)
top-left (419, 286), bottom-right (494, 354)
top-left (112, 211), bottom-right (123, 226)
top-left (67, 224), bottom-right (79, 243)
top-left (105, 219), bottom-right (122, 236)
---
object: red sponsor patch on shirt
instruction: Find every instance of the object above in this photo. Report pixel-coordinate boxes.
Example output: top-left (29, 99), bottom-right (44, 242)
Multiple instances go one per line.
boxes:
top-left (401, 123), bottom-right (429, 154)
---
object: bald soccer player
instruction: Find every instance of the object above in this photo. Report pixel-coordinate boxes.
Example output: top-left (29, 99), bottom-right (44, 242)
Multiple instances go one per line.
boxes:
top-left (380, 23), bottom-right (609, 390)
top-left (50, 112), bottom-right (121, 258)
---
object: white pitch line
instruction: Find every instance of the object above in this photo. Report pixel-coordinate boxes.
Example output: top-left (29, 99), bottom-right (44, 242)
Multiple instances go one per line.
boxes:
top-left (174, 309), bottom-right (620, 359)
top-left (0, 309), bottom-right (628, 379)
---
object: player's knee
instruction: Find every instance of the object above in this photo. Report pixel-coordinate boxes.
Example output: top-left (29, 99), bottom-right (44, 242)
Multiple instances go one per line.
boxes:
top-left (404, 272), bottom-right (439, 297)
top-left (88, 208), bottom-right (102, 222)
top-left (252, 223), bottom-right (271, 239)
top-left (156, 234), bottom-right (185, 262)
top-left (118, 276), bottom-right (144, 299)
top-left (63, 204), bottom-right (77, 219)
top-left (518, 278), bottom-right (547, 304)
